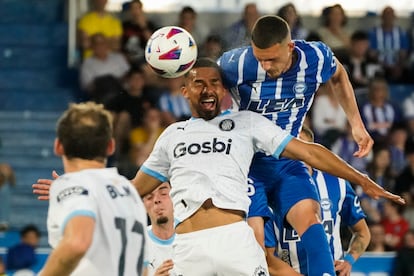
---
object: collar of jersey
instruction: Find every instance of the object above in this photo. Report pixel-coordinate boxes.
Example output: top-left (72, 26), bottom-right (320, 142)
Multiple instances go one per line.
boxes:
top-left (189, 109), bottom-right (232, 120)
top-left (148, 229), bottom-right (175, 245)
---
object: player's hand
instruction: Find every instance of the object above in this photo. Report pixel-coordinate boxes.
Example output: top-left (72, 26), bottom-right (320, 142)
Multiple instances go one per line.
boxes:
top-left (32, 170), bottom-right (59, 200)
top-left (351, 127), bottom-right (374, 158)
top-left (335, 260), bottom-right (351, 276)
top-left (154, 259), bottom-right (174, 276)
top-left (360, 175), bottom-right (405, 205)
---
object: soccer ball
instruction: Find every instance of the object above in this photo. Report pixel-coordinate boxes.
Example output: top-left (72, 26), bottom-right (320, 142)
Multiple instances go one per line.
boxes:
top-left (145, 26), bottom-right (198, 78)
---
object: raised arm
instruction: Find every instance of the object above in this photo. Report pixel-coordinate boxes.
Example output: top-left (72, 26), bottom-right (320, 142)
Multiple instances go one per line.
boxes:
top-left (282, 138), bottom-right (404, 204)
top-left (325, 58), bottom-right (374, 157)
top-left (131, 170), bottom-right (163, 197)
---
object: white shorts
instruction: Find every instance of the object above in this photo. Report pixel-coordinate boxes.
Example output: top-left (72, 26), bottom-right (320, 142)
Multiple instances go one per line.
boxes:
top-left (172, 221), bottom-right (269, 276)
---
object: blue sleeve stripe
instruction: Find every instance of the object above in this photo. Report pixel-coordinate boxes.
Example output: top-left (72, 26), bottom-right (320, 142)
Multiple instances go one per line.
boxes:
top-left (62, 210), bottom-right (96, 234)
top-left (140, 166), bottom-right (168, 182)
top-left (272, 135), bottom-right (294, 159)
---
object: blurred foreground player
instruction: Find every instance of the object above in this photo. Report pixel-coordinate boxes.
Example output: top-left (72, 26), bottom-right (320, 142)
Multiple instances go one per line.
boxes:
top-left (39, 102), bottom-right (148, 276)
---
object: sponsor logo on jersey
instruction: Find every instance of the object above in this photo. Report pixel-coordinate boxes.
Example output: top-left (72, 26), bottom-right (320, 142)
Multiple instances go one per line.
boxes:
top-left (293, 82), bottom-right (307, 94)
top-left (219, 119), bottom-right (235, 131)
top-left (57, 186), bottom-right (88, 202)
top-left (246, 98), bottom-right (305, 114)
top-left (253, 265), bottom-right (268, 276)
top-left (173, 138), bottom-right (232, 158)
top-left (320, 198), bottom-right (332, 211)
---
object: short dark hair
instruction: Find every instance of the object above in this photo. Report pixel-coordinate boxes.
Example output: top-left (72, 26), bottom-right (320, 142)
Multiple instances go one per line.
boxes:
top-left (20, 224), bottom-right (40, 238)
top-left (180, 6), bottom-right (196, 16)
top-left (351, 30), bottom-right (369, 42)
top-left (57, 102), bottom-right (113, 161)
top-left (185, 57), bottom-right (222, 78)
top-left (251, 15), bottom-right (290, 49)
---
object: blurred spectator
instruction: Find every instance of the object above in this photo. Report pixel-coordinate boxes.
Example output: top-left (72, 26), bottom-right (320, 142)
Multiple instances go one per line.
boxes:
top-left (394, 229), bottom-right (414, 276)
top-left (0, 163), bottom-right (15, 231)
top-left (318, 4), bottom-right (351, 60)
top-left (0, 256), bottom-right (5, 276)
top-left (381, 201), bottom-right (409, 250)
top-left (276, 3), bottom-right (309, 40)
top-left (366, 223), bottom-right (394, 252)
top-left (331, 122), bottom-right (370, 172)
top-left (358, 145), bottom-right (395, 223)
top-left (80, 33), bottom-right (130, 104)
top-left (105, 68), bottom-right (152, 164)
top-left (222, 3), bottom-right (260, 50)
top-left (360, 77), bottom-right (403, 144)
top-left (341, 30), bottom-right (383, 90)
top-left (199, 34), bottom-right (224, 61)
top-left (158, 76), bottom-right (191, 126)
top-left (121, 0), bottom-right (157, 66)
top-left (176, 6), bottom-right (209, 46)
top-left (77, 0), bottom-right (122, 60)
top-left (402, 192), bottom-right (414, 229)
top-left (6, 224), bottom-right (40, 272)
top-left (129, 108), bottom-right (164, 170)
top-left (394, 136), bottom-right (414, 198)
top-left (402, 92), bottom-right (414, 120)
top-left (368, 6), bottom-right (410, 83)
top-left (311, 89), bottom-right (347, 148)
top-left (388, 122), bottom-right (408, 177)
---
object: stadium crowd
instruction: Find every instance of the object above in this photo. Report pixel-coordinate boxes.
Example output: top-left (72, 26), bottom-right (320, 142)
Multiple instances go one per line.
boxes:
top-left (71, 0), bottom-right (414, 274)
top-left (2, 0), bottom-right (413, 275)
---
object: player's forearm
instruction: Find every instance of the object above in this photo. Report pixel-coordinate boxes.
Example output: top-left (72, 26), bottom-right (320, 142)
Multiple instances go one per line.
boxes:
top-left (347, 221), bottom-right (371, 262)
top-left (40, 241), bottom-right (86, 276)
top-left (302, 143), bottom-right (368, 185)
top-left (330, 62), bottom-right (364, 128)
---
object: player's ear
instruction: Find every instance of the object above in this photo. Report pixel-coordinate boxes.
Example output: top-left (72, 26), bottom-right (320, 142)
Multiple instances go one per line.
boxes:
top-left (181, 85), bottom-right (189, 99)
top-left (107, 138), bottom-right (116, 156)
top-left (54, 138), bottom-right (64, 156)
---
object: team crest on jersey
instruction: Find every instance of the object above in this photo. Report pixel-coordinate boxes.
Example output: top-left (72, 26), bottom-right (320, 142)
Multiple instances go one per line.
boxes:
top-left (320, 198), bottom-right (332, 211)
top-left (253, 265), bottom-right (268, 276)
top-left (293, 82), bottom-right (307, 94)
top-left (57, 186), bottom-right (89, 202)
top-left (219, 119), bottom-right (235, 131)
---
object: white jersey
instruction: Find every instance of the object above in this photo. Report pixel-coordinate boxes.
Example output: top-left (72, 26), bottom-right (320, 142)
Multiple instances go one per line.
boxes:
top-left (47, 168), bottom-right (148, 276)
top-left (145, 226), bottom-right (175, 276)
top-left (141, 110), bottom-right (293, 223)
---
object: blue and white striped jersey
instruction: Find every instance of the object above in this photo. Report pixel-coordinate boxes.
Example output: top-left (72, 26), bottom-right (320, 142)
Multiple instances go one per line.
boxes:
top-left (218, 40), bottom-right (337, 137)
top-left (265, 169), bottom-right (366, 275)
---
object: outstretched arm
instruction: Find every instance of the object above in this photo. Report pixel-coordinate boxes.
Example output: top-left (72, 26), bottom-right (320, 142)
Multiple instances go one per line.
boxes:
top-left (32, 170), bottom-right (60, 200)
top-left (282, 138), bottom-right (404, 204)
top-left (326, 59), bottom-right (374, 158)
top-left (33, 169), bottom-right (162, 200)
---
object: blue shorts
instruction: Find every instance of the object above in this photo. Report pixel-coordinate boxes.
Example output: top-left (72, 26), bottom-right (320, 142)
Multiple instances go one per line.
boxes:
top-left (248, 154), bottom-right (319, 219)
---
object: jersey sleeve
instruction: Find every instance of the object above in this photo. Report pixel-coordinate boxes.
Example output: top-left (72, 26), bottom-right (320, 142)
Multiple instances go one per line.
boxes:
top-left (249, 112), bottom-right (294, 158)
top-left (140, 127), bottom-right (171, 182)
top-left (49, 179), bottom-right (98, 232)
top-left (217, 49), bottom-right (240, 89)
top-left (314, 41), bottom-right (337, 83)
top-left (340, 181), bottom-right (366, 226)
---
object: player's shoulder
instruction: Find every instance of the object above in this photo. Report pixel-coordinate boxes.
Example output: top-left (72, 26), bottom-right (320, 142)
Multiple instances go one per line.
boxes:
top-left (295, 40), bottom-right (332, 56)
top-left (219, 46), bottom-right (252, 65)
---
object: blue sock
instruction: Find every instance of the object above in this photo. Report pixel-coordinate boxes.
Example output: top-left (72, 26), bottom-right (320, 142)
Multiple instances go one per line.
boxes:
top-left (301, 223), bottom-right (335, 276)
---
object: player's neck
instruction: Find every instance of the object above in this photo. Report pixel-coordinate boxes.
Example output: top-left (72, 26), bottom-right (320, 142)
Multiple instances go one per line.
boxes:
top-left (62, 157), bottom-right (107, 173)
top-left (152, 223), bottom-right (175, 240)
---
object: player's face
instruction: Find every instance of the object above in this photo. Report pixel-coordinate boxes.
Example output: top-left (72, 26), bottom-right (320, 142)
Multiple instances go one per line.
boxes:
top-left (143, 183), bottom-right (173, 225)
top-left (182, 67), bottom-right (227, 120)
top-left (252, 39), bottom-right (295, 79)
